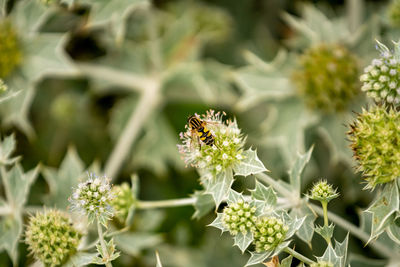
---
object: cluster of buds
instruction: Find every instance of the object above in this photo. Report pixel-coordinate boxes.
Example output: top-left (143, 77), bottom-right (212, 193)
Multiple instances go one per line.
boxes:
top-left (308, 180), bottom-right (339, 203)
top-left (69, 173), bottom-right (115, 225)
top-left (221, 199), bottom-right (257, 235)
top-left (25, 210), bottom-right (81, 267)
top-left (348, 106), bottom-right (400, 189)
top-left (111, 182), bottom-right (135, 221)
top-left (360, 52), bottom-right (400, 105)
top-left (293, 44), bottom-right (359, 113)
top-left (0, 20), bottom-right (22, 79)
top-left (178, 110), bottom-right (246, 175)
top-left (310, 261), bottom-right (334, 267)
top-left (252, 216), bottom-right (289, 253)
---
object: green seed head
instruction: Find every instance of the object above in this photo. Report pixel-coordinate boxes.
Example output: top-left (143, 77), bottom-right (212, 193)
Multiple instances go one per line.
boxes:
top-left (389, 0), bottom-right (400, 27)
top-left (111, 182), bottom-right (135, 221)
top-left (252, 216), bottom-right (288, 253)
top-left (348, 106), bottom-right (400, 189)
top-left (310, 261), bottom-right (334, 267)
top-left (25, 210), bottom-right (81, 266)
top-left (308, 180), bottom-right (339, 202)
top-left (0, 20), bottom-right (22, 79)
top-left (360, 51), bottom-right (400, 105)
top-left (222, 199), bottom-right (257, 235)
top-left (293, 44), bottom-right (359, 113)
top-left (178, 110), bottom-right (246, 175)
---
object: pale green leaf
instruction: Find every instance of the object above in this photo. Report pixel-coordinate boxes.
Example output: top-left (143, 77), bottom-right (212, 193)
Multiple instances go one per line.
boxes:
top-left (64, 252), bottom-right (98, 267)
top-left (10, 0), bottom-right (49, 34)
top-left (286, 216), bottom-right (306, 240)
top-left (250, 180), bottom-right (277, 204)
top-left (1, 164), bottom-right (38, 211)
top-left (192, 191), bottom-right (214, 219)
top-left (42, 147), bottom-right (85, 209)
top-left (393, 40), bottom-right (400, 61)
top-left (290, 203), bottom-right (316, 247)
top-left (0, 134), bottom-right (18, 165)
top-left (114, 232), bottom-right (163, 257)
top-left (366, 182), bottom-right (399, 241)
top-left (233, 231), bottom-right (253, 254)
top-left (227, 189), bottom-right (243, 205)
top-left (272, 240), bottom-right (291, 255)
top-left (205, 169), bottom-right (234, 207)
top-left (315, 224), bottom-right (335, 245)
top-left (289, 146), bottom-right (313, 198)
top-left (387, 216), bottom-right (400, 244)
top-left (0, 215), bottom-right (22, 265)
top-left (233, 149), bottom-right (268, 177)
top-left (245, 251), bottom-right (271, 266)
top-left (334, 233), bottom-right (349, 267)
top-left (317, 245), bottom-right (342, 266)
top-left (280, 255), bottom-right (293, 267)
top-left (208, 213), bottom-right (226, 232)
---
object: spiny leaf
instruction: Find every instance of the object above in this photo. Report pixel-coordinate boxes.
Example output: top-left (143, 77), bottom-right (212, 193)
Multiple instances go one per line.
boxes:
top-left (42, 147), bottom-right (85, 209)
top-left (290, 203), bottom-right (316, 247)
top-left (245, 251), bottom-right (272, 267)
top-left (227, 189), bottom-right (243, 204)
top-left (64, 252), bottom-right (98, 267)
top-left (0, 134), bottom-right (18, 165)
top-left (208, 213), bottom-right (226, 232)
top-left (234, 231), bottom-right (254, 254)
top-left (334, 233), bottom-right (349, 267)
top-left (288, 146), bottom-right (313, 198)
top-left (233, 149), bottom-right (268, 176)
top-left (192, 191), bottom-right (214, 220)
top-left (315, 224), bottom-right (335, 245)
top-left (317, 244), bottom-right (342, 266)
top-left (280, 255), bottom-right (293, 267)
top-left (205, 169), bottom-right (234, 207)
top-left (0, 215), bottom-right (22, 265)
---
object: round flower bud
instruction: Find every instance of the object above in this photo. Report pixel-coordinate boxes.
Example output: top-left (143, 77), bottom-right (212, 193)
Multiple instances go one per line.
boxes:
top-left (308, 180), bottom-right (339, 202)
top-left (0, 20), bottom-right (22, 79)
top-left (388, 0), bottom-right (400, 27)
top-left (25, 210), bottom-right (81, 266)
top-left (348, 106), bottom-right (400, 189)
top-left (178, 110), bottom-right (246, 175)
top-left (293, 44), bottom-right (359, 113)
top-left (252, 216), bottom-right (288, 253)
top-left (310, 261), bottom-right (334, 267)
top-left (222, 199), bottom-right (257, 235)
top-left (69, 173), bottom-right (115, 224)
top-left (361, 51), bottom-right (400, 105)
top-left (111, 182), bottom-right (135, 221)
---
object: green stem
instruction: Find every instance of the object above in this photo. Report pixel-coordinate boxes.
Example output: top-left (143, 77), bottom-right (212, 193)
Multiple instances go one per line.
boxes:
top-left (136, 197), bottom-right (196, 209)
top-left (283, 247), bottom-right (315, 265)
top-left (321, 201), bottom-right (329, 226)
top-left (309, 203), bottom-right (397, 259)
top-left (97, 220), bottom-right (112, 267)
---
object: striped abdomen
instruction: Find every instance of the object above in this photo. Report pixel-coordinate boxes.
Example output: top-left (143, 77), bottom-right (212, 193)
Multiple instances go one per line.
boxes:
top-left (188, 116), bottom-right (215, 146)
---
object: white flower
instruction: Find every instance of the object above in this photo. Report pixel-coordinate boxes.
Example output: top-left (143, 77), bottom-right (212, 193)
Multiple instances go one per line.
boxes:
top-left (222, 153), bottom-right (228, 160)
top-left (216, 165), bottom-right (222, 172)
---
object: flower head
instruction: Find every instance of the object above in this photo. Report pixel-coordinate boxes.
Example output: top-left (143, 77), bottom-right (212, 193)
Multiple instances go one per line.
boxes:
top-left (360, 50), bottom-right (400, 105)
top-left (111, 182), bottom-right (135, 221)
top-left (252, 216), bottom-right (289, 253)
top-left (388, 0), bottom-right (400, 27)
top-left (0, 20), bottom-right (22, 79)
top-left (25, 210), bottom-right (81, 267)
top-left (178, 110), bottom-right (246, 175)
top-left (69, 173), bottom-right (115, 225)
top-left (348, 106), bottom-right (400, 189)
top-left (308, 180), bottom-right (339, 203)
top-left (293, 44), bottom-right (359, 113)
top-left (310, 261), bottom-right (334, 267)
top-left (222, 199), bottom-right (257, 235)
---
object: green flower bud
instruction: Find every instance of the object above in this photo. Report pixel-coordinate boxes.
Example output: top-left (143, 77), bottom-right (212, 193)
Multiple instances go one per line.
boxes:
top-left (252, 216), bottom-right (288, 253)
top-left (111, 182), bottom-right (135, 221)
top-left (222, 199), bottom-right (257, 235)
top-left (178, 110), bottom-right (246, 175)
top-left (310, 261), bottom-right (334, 267)
top-left (25, 210), bottom-right (81, 266)
top-left (308, 180), bottom-right (339, 202)
top-left (293, 44), bottom-right (359, 113)
top-left (360, 50), bottom-right (400, 105)
top-left (348, 106), bottom-right (400, 189)
top-left (0, 20), bottom-right (22, 79)
top-left (69, 173), bottom-right (115, 225)
top-left (388, 0), bottom-right (400, 27)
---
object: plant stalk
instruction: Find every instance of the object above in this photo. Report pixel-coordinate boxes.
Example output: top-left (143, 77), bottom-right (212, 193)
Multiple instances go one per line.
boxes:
top-left (283, 247), bottom-right (315, 265)
top-left (97, 220), bottom-right (112, 267)
top-left (255, 173), bottom-right (296, 201)
top-left (136, 197), bottom-right (196, 209)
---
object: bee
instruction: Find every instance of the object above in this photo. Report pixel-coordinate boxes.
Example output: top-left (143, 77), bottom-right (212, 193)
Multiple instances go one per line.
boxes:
top-left (187, 115), bottom-right (215, 147)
